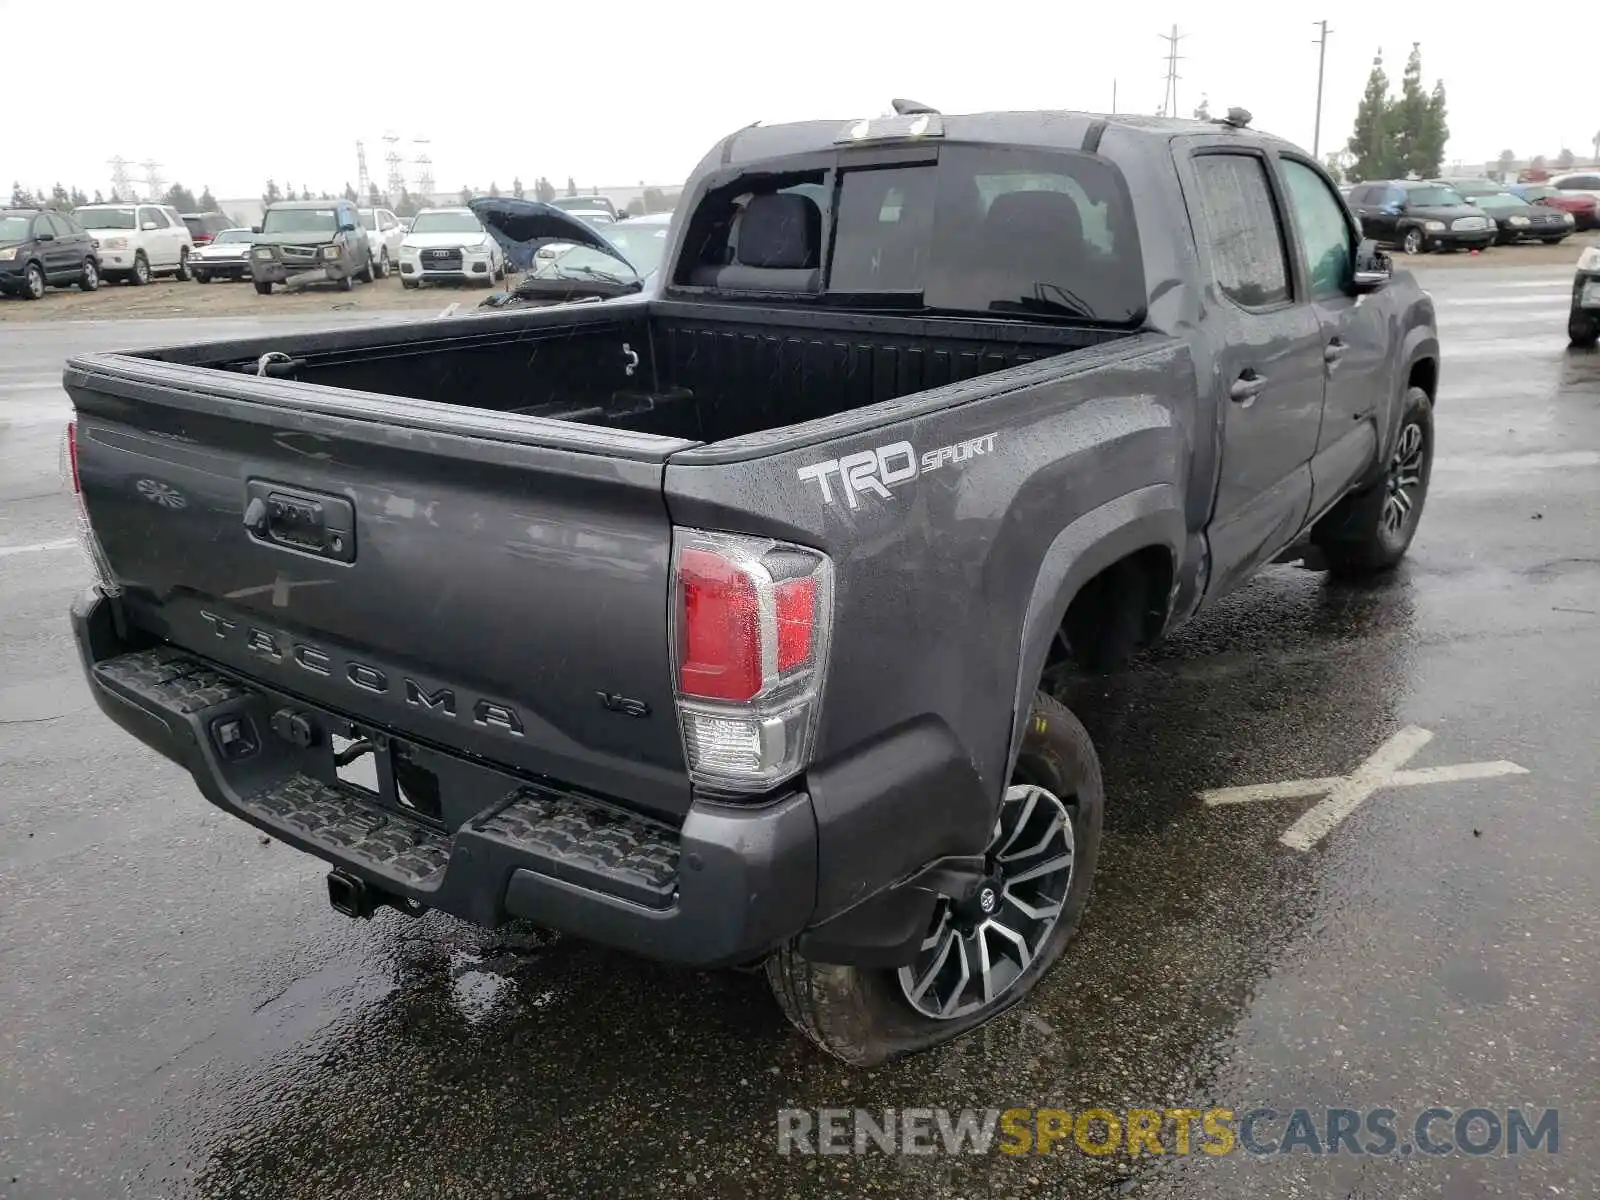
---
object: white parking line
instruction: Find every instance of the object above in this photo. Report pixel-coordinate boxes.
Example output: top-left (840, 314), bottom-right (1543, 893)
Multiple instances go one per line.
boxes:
top-left (0, 538), bottom-right (77, 558)
top-left (1200, 726), bottom-right (1530, 851)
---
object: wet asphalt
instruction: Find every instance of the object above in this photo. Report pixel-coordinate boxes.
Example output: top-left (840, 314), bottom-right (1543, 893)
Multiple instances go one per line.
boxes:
top-left (2, 265), bottom-right (1597, 1199)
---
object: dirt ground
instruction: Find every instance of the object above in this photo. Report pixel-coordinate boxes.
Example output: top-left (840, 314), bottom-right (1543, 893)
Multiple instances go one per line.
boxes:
top-left (1, 233), bottom-right (1594, 322)
top-left (0, 270), bottom-right (510, 323)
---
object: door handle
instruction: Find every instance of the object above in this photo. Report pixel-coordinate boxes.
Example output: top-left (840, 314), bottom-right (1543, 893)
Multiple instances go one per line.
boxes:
top-left (1229, 370), bottom-right (1266, 405)
top-left (1324, 339), bottom-right (1348, 366)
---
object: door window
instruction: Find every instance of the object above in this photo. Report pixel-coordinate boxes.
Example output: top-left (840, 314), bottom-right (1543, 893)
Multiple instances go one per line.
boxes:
top-left (139, 207), bottom-right (170, 228)
top-left (1280, 159), bottom-right (1355, 299)
top-left (1191, 153), bottom-right (1291, 308)
top-left (44, 213), bottom-right (73, 238)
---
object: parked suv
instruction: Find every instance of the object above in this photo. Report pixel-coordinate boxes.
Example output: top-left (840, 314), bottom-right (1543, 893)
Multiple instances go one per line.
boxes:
top-left (72, 203), bottom-right (194, 284)
top-left (248, 199), bottom-right (375, 294)
top-left (0, 208), bottom-right (100, 298)
top-left (1347, 180), bottom-right (1495, 254)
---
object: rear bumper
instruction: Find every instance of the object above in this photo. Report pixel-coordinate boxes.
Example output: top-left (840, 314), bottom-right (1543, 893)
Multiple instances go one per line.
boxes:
top-left (71, 588), bottom-right (824, 966)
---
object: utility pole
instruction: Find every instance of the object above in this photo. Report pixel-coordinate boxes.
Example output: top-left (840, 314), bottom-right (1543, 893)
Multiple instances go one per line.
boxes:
top-left (1159, 26), bottom-right (1185, 119)
top-left (1112, 79), bottom-right (1117, 114)
top-left (1312, 20), bottom-right (1333, 158)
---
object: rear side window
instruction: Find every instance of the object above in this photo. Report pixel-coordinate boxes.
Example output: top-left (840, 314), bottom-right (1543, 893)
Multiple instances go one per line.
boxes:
top-left (1190, 153), bottom-right (1290, 308)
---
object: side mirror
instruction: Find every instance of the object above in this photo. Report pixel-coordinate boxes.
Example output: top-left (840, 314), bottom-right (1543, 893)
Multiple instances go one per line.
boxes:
top-left (1351, 238), bottom-right (1391, 293)
top-left (251, 225), bottom-right (262, 234)
top-left (36, 229), bottom-right (54, 242)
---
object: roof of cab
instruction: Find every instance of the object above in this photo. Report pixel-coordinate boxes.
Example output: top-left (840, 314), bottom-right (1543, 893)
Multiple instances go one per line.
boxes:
top-left (708, 108), bottom-right (1279, 169)
top-left (266, 199), bottom-right (352, 209)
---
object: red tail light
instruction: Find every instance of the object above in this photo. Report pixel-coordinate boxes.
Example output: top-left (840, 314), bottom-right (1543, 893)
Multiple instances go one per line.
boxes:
top-left (671, 529), bottom-right (833, 792)
top-left (678, 548), bottom-right (763, 702)
top-left (65, 420), bottom-right (82, 494)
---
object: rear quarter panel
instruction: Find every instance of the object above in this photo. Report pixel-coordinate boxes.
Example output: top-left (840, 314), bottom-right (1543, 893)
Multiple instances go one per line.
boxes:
top-left (664, 334), bottom-right (1199, 825)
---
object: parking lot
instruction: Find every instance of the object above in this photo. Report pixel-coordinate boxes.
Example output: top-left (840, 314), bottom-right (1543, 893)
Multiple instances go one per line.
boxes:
top-left (2, 256), bottom-right (1596, 1198)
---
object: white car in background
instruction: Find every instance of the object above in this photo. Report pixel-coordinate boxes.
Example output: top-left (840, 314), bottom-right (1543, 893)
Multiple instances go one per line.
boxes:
top-left (358, 206), bottom-right (405, 278)
top-left (397, 207), bottom-right (506, 288)
top-left (533, 206), bottom-right (618, 267)
top-left (72, 202), bottom-right (194, 285)
top-left (190, 228), bottom-right (256, 282)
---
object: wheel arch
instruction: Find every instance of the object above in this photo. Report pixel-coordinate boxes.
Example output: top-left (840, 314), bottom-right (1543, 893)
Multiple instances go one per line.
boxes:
top-left (1004, 485), bottom-right (1187, 779)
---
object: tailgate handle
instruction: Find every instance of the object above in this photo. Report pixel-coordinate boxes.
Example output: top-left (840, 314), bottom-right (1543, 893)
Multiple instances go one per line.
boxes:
top-left (243, 480), bottom-right (357, 564)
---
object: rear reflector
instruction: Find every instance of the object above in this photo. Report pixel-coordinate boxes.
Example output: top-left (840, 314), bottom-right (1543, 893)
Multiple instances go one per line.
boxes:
top-left (62, 420), bottom-right (121, 597)
top-left (670, 529), bottom-right (833, 793)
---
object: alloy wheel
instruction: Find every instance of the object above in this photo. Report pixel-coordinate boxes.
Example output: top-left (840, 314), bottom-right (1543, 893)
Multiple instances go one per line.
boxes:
top-left (1402, 229), bottom-right (1422, 255)
top-left (898, 782), bottom-right (1076, 1020)
top-left (26, 265), bottom-right (45, 299)
top-left (1383, 422), bottom-right (1426, 538)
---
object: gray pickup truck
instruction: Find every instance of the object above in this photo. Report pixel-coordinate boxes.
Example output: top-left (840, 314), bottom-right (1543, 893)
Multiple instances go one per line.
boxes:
top-left (63, 104), bottom-right (1438, 1066)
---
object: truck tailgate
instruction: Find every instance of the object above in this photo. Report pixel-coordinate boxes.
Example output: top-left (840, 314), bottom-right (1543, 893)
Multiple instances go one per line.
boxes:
top-left (65, 354), bottom-right (697, 818)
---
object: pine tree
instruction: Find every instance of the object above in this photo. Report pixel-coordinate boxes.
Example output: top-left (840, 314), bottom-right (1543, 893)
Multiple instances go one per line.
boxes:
top-left (369, 182), bottom-right (382, 207)
top-left (565, 176), bottom-right (577, 197)
top-left (343, 182), bottom-right (358, 202)
top-left (1192, 95), bottom-right (1210, 121)
top-left (1557, 147), bottom-right (1576, 170)
top-left (1347, 51), bottom-right (1393, 181)
top-left (93, 189), bottom-right (105, 204)
top-left (199, 186), bottom-right (218, 211)
top-left (536, 176), bottom-right (555, 203)
top-left (1417, 77), bottom-right (1449, 179)
top-left (459, 184), bottom-right (473, 205)
top-left (263, 180), bottom-right (283, 206)
top-left (1497, 149), bottom-right (1516, 181)
top-left (1393, 45), bottom-right (1430, 177)
top-left (489, 181), bottom-right (500, 197)
top-left (12, 182), bottom-right (37, 207)
top-left (512, 176), bottom-right (524, 199)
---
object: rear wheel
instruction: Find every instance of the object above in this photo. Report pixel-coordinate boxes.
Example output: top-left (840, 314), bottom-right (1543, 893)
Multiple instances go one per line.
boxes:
top-left (1569, 310), bottom-right (1599, 347)
top-left (766, 691), bottom-right (1103, 1067)
top-left (173, 248), bottom-right (192, 281)
top-left (130, 252), bottom-right (151, 285)
top-left (376, 249), bottom-right (390, 279)
top-left (1314, 385), bottom-right (1434, 577)
top-left (22, 262), bottom-right (46, 300)
top-left (79, 258), bottom-right (100, 291)
top-left (357, 255), bottom-right (375, 284)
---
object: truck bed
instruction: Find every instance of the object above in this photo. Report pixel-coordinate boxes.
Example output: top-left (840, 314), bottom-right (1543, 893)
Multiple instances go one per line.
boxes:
top-left (125, 299), bottom-right (1130, 444)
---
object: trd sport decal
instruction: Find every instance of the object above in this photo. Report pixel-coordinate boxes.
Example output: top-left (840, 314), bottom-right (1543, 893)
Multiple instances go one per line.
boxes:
top-left (797, 433), bottom-right (998, 509)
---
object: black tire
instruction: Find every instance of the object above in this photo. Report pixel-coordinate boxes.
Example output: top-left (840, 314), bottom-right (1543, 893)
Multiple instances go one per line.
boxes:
top-left (1544, 236), bottom-right (1569, 245)
top-left (253, 280), bottom-right (273, 296)
top-left (173, 248), bottom-right (192, 281)
top-left (78, 258), bottom-right (99, 291)
top-left (1313, 385), bottom-right (1434, 578)
top-left (357, 256), bottom-right (375, 284)
top-left (130, 252), bottom-right (151, 286)
top-left (401, 277), bottom-right (419, 290)
top-left (21, 262), bottom-right (46, 300)
top-left (1569, 311), bottom-right (1599, 347)
top-left (766, 691), bottom-right (1104, 1067)
top-left (194, 271), bottom-right (211, 284)
top-left (1401, 227), bottom-right (1424, 255)
top-left (376, 249), bottom-right (390, 279)
top-left (337, 274), bottom-right (355, 292)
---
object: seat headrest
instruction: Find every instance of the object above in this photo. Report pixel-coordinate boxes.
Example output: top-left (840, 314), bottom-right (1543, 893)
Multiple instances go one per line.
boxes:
top-left (736, 193), bottom-right (821, 269)
top-left (983, 190), bottom-right (1085, 251)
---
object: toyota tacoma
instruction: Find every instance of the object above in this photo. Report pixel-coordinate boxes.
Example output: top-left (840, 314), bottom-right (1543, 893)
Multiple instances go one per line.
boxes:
top-left (62, 102), bottom-right (1439, 1066)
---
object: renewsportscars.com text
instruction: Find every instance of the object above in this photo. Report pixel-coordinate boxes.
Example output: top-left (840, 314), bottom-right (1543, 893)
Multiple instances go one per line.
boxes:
top-left (776, 1106), bottom-right (1560, 1158)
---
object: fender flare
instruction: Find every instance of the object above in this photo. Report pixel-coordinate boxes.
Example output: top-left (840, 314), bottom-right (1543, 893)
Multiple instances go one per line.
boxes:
top-left (1003, 484), bottom-right (1187, 779)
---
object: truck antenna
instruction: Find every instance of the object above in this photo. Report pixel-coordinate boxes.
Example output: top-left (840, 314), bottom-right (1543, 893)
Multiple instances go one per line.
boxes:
top-left (891, 98), bottom-right (940, 116)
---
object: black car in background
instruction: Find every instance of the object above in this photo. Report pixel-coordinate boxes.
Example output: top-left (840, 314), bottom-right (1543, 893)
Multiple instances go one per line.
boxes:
top-left (1464, 189), bottom-right (1574, 245)
top-left (1346, 180), bottom-right (1496, 254)
top-left (0, 208), bottom-right (100, 299)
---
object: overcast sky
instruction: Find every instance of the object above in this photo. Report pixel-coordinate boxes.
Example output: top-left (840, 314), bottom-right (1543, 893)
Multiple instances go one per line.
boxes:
top-left (4, 0), bottom-right (1588, 201)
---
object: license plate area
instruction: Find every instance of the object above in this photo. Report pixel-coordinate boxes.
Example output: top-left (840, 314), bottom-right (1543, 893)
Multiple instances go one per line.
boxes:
top-left (324, 719), bottom-right (444, 825)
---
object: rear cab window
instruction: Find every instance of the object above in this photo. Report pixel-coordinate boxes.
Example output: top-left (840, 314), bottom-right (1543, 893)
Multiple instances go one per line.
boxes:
top-left (674, 144), bottom-right (1147, 326)
top-left (1188, 152), bottom-right (1291, 309)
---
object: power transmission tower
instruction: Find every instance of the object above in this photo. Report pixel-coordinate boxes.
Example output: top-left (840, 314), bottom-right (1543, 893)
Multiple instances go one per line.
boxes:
top-left (107, 156), bottom-right (133, 200)
top-left (356, 141), bottom-right (371, 197)
top-left (413, 138), bottom-right (434, 200)
top-left (1312, 20), bottom-right (1333, 157)
top-left (1158, 26), bottom-right (1185, 119)
top-left (141, 159), bottom-right (164, 201)
top-left (383, 133), bottom-right (405, 202)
